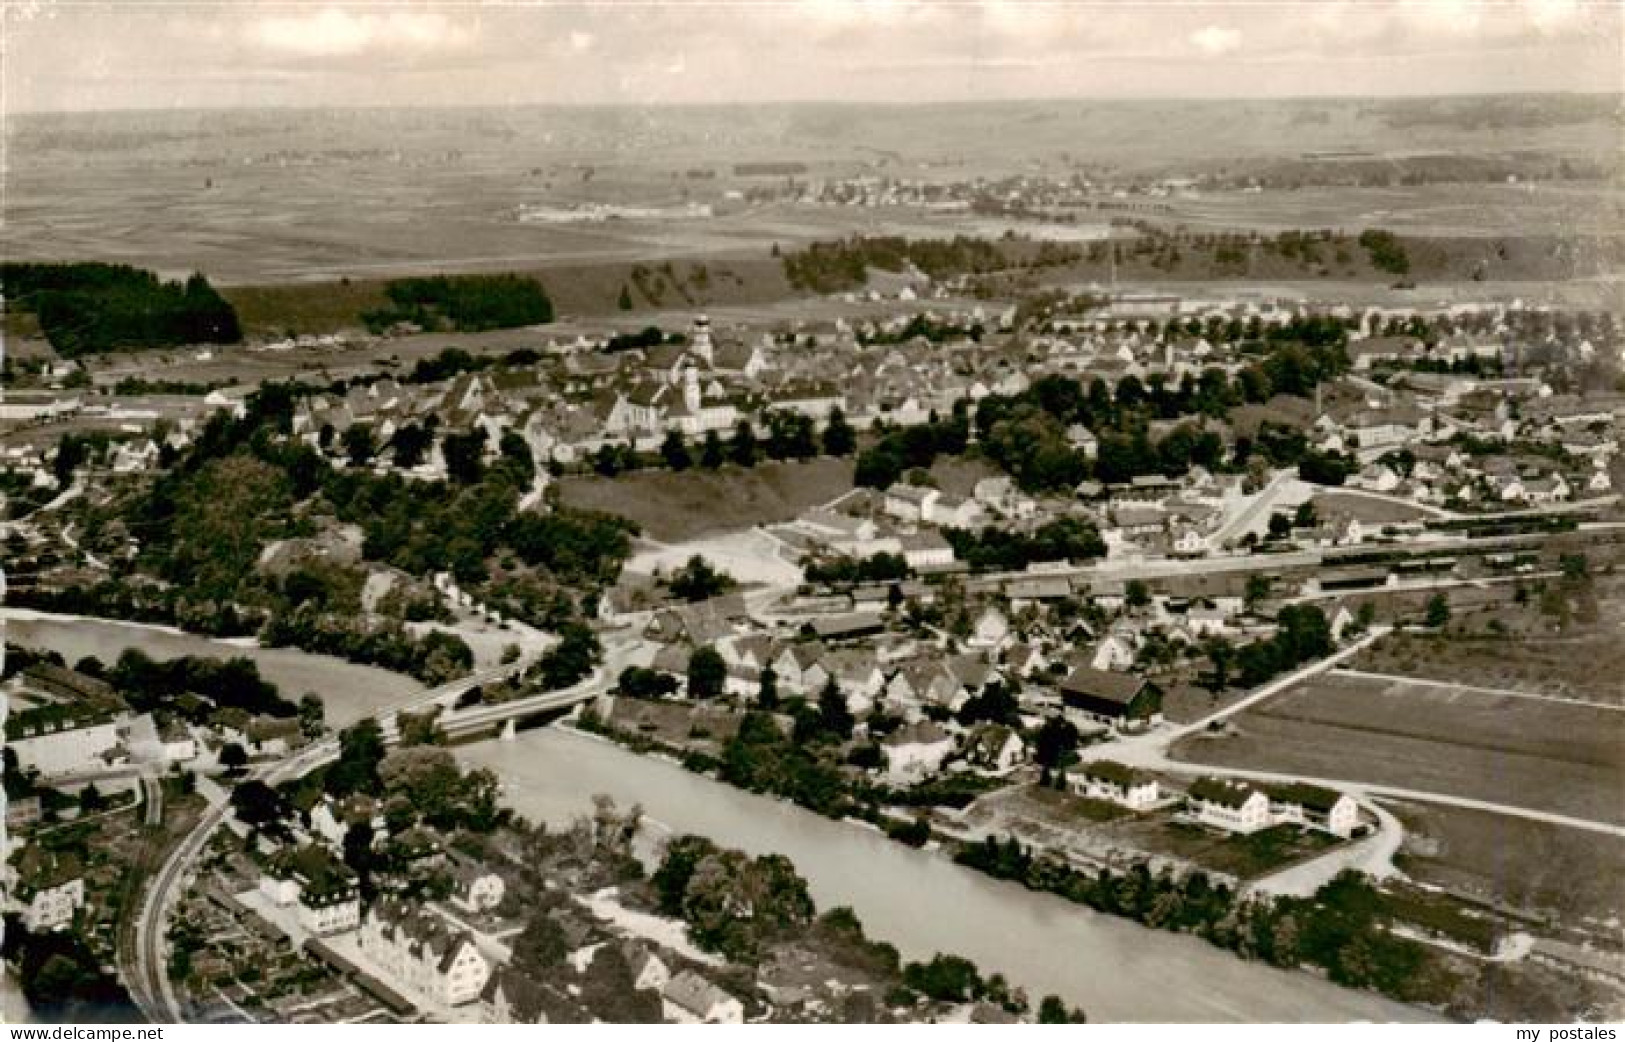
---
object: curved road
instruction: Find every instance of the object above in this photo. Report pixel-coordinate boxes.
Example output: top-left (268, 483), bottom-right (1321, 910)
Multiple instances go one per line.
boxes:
top-left (1083, 626), bottom-right (1625, 848)
top-left (126, 646), bottom-right (602, 1021)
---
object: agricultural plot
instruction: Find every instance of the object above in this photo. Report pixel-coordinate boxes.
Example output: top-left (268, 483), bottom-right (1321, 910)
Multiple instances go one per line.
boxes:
top-left (1356, 627), bottom-right (1625, 706)
top-left (559, 457), bottom-right (854, 543)
top-left (1310, 490), bottom-right (1434, 525)
top-left (1390, 801), bottom-right (1625, 926)
top-left (1172, 672), bottom-right (1625, 825)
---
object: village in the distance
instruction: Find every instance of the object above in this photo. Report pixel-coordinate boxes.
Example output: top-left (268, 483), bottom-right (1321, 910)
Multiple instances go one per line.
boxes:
top-left (1, 81), bottom-right (1623, 1029)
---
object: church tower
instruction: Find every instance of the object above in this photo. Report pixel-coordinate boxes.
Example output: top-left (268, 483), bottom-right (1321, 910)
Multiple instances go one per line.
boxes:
top-left (683, 365), bottom-right (702, 414)
top-left (690, 314), bottom-right (714, 368)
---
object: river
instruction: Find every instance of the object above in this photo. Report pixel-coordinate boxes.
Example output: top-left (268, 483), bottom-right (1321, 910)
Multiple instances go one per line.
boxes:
top-left (459, 726), bottom-right (1440, 1024)
top-left (2, 610), bottom-right (427, 728)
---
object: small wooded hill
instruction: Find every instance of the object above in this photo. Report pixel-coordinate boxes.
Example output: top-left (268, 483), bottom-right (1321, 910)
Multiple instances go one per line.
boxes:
top-left (779, 229), bottom-right (1625, 292)
top-left (1, 262), bottom-right (241, 357)
top-left (224, 256), bottom-right (791, 338)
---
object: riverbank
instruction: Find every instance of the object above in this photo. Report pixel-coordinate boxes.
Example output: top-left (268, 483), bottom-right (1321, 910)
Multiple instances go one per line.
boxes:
top-left (562, 714), bottom-right (1463, 1015)
top-left (458, 724), bottom-right (1437, 1023)
top-left (2, 608), bottom-right (429, 728)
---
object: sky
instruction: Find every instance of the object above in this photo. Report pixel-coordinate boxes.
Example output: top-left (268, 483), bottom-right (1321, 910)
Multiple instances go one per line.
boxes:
top-left (4, 1), bottom-right (1621, 112)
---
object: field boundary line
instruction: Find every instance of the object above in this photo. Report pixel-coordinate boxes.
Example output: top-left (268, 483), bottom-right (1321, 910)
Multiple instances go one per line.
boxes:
top-left (1329, 667), bottom-right (1625, 714)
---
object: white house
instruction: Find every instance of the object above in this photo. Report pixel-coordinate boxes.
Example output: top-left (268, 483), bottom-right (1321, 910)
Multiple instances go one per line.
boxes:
top-left (883, 484), bottom-right (939, 523)
top-left (900, 530), bottom-right (955, 571)
top-left (662, 970), bottom-right (744, 1024)
top-left (158, 722), bottom-right (198, 763)
top-left (447, 855), bottom-right (506, 915)
top-left (625, 941), bottom-right (671, 993)
top-left (881, 720), bottom-right (954, 782)
top-left (968, 606), bottom-right (1011, 649)
top-left (310, 795), bottom-right (385, 847)
top-left (1074, 761), bottom-right (1160, 811)
top-left (9, 850), bottom-right (85, 932)
top-left (1268, 783), bottom-right (1361, 838)
top-left (1186, 778), bottom-right (1273, 834)
top-left (258, 845), bottom-right (362, 937)
top-left (359, 898), bottom-right (492, 1007)
top-left (1185, 605), bottom-right (1230, 638)
top-left (962, 724), bottom-right (1025, 775)
top-left (1090, 634), bottom-right (1138, 672)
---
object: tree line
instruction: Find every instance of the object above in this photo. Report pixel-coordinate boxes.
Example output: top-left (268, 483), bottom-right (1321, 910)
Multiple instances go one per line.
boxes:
top-left (362, 274), bottom-right (553, 334)
top-left (782, 236), bottom-right (1008, 294)
top-left (1, 262), bottom-right (241, 357)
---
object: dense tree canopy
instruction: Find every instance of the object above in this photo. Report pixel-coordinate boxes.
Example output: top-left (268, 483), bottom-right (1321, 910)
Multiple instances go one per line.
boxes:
top-left (1, 263), bottom-right (241, 356)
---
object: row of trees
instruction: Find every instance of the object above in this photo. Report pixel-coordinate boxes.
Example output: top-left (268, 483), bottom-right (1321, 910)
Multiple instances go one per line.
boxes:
top-left (592, 409), bottom-right (855, 478)
top-left (782, 235), bottom-right (1007, 294)
top-left (943, 517), bottom-right (1106, 571)
top-left (362, 274), bottom-right (554, 333)
top-left (958, 838), bottom-right (1437, 1004)
top-left (649, 831), bottom-right (1083, 1018)
top-left (260, 608), bottom-right (474, 686)
top-left (95, 648), bottom-right (297, 719)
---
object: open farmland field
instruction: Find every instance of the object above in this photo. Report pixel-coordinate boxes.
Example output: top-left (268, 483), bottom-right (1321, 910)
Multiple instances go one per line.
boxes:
top-left (1310, 491), bottom-right (1436, 524)
top-left (558, 457), bottom-right (854, 542)
top-left (9, 97), bottom-right (1619, 290)
top-left (1355, 620), bottom-right (1625, 705)
top-left (1153, 181), bottom-right (1625, 239)
top-left (223, 252), bottom-right (795, 336)
top-left (1172, 672), bottom-right (1625, 825)
top-left (1390, 801), bottom-right (1625, 926)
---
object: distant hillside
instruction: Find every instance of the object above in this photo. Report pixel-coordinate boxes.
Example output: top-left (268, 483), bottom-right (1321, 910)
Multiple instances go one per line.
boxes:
top-left (12, 95), bottom-right (1619, 174)
top-left (225, 255), bottom-right (791, 337)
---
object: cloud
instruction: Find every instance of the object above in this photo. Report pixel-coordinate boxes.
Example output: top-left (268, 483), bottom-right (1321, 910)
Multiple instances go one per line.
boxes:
top-left (1189, 25), bottom-right (1243, 56)
top-left (249, 7), bottom-right (474, 59)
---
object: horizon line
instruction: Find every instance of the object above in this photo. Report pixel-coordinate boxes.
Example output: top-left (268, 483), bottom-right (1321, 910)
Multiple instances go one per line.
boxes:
top-left (10, 88), bottom-right (1621, 119)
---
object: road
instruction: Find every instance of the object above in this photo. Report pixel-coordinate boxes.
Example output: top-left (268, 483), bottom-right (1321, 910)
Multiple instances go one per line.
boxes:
top-left (127, 655), bottom-right (543, 1021)
top-left (1248, 801), bottom-right (1406, 899)
top-left (1206, 471), bottom-right (1307, 548)
top-left (1075, 622), bottom-right (1625, 905)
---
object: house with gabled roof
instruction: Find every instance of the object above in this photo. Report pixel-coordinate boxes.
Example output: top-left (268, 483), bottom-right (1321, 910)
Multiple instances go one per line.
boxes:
top-left (1074, 760), bottom-right (1160, 810)
top-left (662, 969), bottom-right (744, 1024)
top-left (1186, 777), bottom-right (1273, 834)
top-left (968, 605), bottom-right (1011, 649)
top-left (259, 844), bottom-right (362, 937)
top-left (1058, 667), bottom-right (1160, 729)
top-left (359, 897), bottom-right (491, 1007)
top-left (446, 851), bottom-right (506, 915)
top-left (8, 847), bottom-right (85, 932)
top-left (881, 720), bottom-right (954, 783)
top-left (480, 966), bottom-right (573, 1024)
top-left (1267, 783), bottom-right (1360, 838)
top-left (962, 724), bottom-right (1025, 775)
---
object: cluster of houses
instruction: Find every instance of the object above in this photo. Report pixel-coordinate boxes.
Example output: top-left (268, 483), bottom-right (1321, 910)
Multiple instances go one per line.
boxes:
top-left (234, 802), bottom-right (750, 1024)
top-left (3, 660), bottom-right (306, 785)
top-left (1310, 377), bottom-right (1620, 508)
top-left (0, 659), bottom-right (323, 933)
top-left (1073, 762), bottom-right (1363, 839)
top-left (613, 567), bottom-right (1306, 787)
